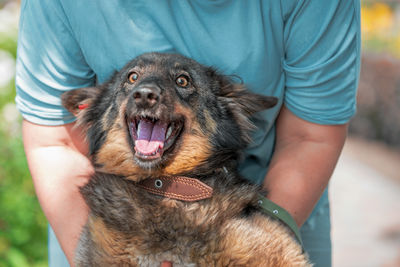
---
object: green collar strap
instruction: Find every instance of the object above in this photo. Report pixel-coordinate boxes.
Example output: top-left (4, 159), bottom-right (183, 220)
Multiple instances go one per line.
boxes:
top-left (257, 194), bottom-right (303, 248)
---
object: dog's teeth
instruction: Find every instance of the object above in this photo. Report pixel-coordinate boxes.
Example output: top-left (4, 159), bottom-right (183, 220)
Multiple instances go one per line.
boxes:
top-left (166, 125), bottom-right (173, 139)
top-left (137, 120), bottom-right (142, 137)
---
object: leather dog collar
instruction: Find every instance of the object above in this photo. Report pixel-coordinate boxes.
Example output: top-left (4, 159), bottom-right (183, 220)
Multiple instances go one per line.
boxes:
top-left (137, 177), bottom-right (303, 249)
top-left (137, 176), bottom-right (213, 202)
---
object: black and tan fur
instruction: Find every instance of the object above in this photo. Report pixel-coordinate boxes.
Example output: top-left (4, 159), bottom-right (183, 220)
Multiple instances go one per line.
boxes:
top-left (62, 53), bottom-right (311, 266)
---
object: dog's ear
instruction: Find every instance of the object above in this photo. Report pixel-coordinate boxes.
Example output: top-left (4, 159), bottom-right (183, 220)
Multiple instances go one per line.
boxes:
top-left (217, 75), bottom-right (278, 117)
top-left (61, 86), bottom-right (101, 117)
top-left (216, 76), bottom-right (278, 142)
top-left (220, 84), bottom-right (278, 116)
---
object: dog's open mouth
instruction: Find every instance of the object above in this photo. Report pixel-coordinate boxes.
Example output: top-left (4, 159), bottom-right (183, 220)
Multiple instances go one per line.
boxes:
top-left (128, 117), bottom-right (183, 161)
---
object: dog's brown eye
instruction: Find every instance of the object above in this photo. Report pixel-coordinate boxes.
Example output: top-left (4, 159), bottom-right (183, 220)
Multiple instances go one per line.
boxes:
top-left (128, 72), bottom-right (139, 83)
top-left (176, 75), bottom-right (189, 87)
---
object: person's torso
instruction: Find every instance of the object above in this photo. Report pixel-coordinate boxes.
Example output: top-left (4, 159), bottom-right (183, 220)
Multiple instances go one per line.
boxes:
top-left (62, 0), bottom-right (290, 183)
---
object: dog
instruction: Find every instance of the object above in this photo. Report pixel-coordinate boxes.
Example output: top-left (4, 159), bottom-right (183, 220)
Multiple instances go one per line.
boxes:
top-left (62, 52), bottom-right (311, 266)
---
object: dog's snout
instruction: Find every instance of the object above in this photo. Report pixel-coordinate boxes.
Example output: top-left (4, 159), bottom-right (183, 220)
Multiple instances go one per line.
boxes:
top-left (133, 87), bottom-right (160, 108)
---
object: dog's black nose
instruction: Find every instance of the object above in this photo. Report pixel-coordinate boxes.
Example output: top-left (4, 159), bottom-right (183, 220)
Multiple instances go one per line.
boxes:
top-left (133, 87), bottom-right (160, 108)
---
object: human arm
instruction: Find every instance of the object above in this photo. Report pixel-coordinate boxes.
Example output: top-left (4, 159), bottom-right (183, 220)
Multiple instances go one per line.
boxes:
top-left (16, 1), bottom-right (96, 262)
top-left (22, 120), bottom-right (92, 265)
top-left (263, 0), bottom-right (360, 226)
top-left (263, 106), bottom-right (347, 227)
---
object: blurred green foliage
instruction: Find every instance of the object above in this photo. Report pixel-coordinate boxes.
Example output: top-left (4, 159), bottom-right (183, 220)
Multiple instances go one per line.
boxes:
top-left (0, 128), bottom-right (48, 267)
top-left (0, 33), bottom-right (17, 59)
top-left (0, 6), bottom-right (48, 267)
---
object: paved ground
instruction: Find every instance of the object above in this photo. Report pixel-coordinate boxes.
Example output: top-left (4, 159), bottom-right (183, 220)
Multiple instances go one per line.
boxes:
top-left (330, 137), bottom-right (400, 267)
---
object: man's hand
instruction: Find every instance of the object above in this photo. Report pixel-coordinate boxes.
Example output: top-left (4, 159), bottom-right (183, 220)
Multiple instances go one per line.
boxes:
top-left (264, 106), bottom-right (347, 226)
top-left (22, 120), bottom-right (93, 266)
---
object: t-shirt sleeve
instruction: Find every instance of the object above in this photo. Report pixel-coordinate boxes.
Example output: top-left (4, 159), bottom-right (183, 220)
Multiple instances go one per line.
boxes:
top-left (282, 0), bottom-right (361, 125)
top-left (15, 0), bottom-right (95, 126)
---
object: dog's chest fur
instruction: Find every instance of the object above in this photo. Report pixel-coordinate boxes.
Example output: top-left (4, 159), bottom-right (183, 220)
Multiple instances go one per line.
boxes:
top-left (75, 172), bottom-right (265, 266)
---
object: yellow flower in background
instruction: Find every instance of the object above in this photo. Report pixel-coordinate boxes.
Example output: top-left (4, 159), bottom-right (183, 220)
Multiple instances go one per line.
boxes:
top-left (361, 2), bottom-right (394, 37)
top-left (361, 1), bottom-right (400, 57)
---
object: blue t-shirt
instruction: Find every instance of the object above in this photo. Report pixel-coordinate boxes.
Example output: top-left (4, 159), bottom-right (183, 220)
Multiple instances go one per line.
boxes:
top-left (15, 0), bottom-right (360, 184)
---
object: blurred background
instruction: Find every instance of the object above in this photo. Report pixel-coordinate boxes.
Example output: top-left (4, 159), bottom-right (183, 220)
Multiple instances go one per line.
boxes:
top-left (0, 0), bottom-right (399, 266)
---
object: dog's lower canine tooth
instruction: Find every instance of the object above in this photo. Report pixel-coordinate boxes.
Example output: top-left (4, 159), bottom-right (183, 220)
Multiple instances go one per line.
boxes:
top-left (166, 126), bottom-right (172, 139)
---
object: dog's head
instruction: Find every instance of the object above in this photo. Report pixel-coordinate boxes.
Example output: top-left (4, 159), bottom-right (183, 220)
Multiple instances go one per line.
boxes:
top-left (62, 53), bottom-right (277, 180)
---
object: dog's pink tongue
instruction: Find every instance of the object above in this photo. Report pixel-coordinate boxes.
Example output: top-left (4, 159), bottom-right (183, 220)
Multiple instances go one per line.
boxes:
top-left (135, 120), bottom-right (167, 155)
